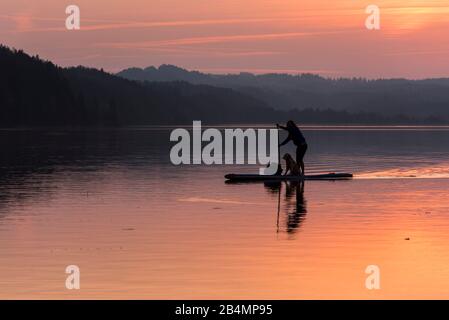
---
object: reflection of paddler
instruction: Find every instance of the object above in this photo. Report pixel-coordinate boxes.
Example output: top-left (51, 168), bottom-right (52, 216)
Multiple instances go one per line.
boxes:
top-left (263, 180), bottom-right (307, 234)
top-left (284, 181), bottom-right (307, 233)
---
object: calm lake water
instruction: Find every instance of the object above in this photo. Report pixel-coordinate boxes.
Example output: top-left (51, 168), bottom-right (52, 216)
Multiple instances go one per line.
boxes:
top-left (0, 126), bottom-right (448, 299)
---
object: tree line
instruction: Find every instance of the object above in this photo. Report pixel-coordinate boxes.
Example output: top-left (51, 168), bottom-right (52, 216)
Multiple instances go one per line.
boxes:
top-left (0, 45), bottom-right (445, 127)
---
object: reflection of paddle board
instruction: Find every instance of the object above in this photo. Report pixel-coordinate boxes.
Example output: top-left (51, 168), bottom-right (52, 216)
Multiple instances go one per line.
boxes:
top-left (225, 172), bottom-right (353, 182)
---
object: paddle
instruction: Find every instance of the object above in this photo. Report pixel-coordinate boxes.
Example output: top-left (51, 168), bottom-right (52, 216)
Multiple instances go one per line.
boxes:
top-left (274, 124), bottom-right (281, 234)
top-left (276, 180), bottom-right (281, 234)
top-left (276, 124), bottom-right (282, 175)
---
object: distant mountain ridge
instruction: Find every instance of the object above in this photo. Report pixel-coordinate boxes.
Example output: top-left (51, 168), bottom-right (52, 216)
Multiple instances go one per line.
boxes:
top-left (118, 65), bottom-right (449, 120)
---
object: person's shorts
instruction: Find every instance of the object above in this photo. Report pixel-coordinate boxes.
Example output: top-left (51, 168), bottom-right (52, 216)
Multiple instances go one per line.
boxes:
top-left (296, 143), bottom-right (308, 162)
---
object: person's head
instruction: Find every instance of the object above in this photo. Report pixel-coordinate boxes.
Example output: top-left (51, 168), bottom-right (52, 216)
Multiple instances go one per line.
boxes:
top-left (287, 120), bottom-right (296, 128)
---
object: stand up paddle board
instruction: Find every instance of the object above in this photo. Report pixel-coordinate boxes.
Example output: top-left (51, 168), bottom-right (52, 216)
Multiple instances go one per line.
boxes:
top-left (225, 172), bottom-right (353, 182)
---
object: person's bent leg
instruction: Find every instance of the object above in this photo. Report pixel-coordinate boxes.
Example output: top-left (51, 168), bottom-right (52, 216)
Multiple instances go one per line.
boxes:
top-left (303, 144), bottom-right (307, 176)
top-left (296, 144), bottom-right (307, 176)
top-left (295, 147), bottom-right (302, 176)
top-left (296, 147), bottom-right (301, 166)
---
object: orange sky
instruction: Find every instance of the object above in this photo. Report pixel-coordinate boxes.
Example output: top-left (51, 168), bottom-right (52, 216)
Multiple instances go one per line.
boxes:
top-left (1, 0), bottom-right (449, 78)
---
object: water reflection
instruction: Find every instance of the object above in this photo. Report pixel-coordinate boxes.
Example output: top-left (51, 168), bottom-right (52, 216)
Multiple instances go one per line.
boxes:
top-left (1, 128), bottom-right (449, 298)
top-left (0, 128), bottom-right (170, 213)
top-left (264, 180), bottom-right (307, 234)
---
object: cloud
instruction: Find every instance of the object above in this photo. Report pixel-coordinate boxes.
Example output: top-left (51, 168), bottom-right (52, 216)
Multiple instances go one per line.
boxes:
top-left (98, 30), bottom-right (348, 49)
top-left (0, 13), bottom-right (359, 34)
top-left (0, 15), bottom-right (309, 33)
top-left (384, 50), bottom-right (449, 57)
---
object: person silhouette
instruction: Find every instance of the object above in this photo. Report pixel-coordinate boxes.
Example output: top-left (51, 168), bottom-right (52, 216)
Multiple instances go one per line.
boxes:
top-left (277, 120), bottom-right (308, 176)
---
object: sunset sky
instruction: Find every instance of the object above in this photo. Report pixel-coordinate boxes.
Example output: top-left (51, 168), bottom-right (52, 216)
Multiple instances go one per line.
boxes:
top-left (1, 0), bottom-right (449, 78)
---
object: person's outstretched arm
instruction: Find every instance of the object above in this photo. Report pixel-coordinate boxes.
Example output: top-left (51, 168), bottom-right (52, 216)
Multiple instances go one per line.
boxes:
top-left (279, 134), bottom-right (291, 146)
top-left (276, 123), bottom-right (288, 131)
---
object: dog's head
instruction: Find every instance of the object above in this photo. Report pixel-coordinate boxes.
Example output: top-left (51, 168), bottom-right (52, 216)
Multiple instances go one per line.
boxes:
top-left (283, 153), bottom-right (293, 162)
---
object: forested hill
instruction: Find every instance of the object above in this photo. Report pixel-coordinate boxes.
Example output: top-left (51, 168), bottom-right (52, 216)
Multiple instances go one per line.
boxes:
top-left (0, 45), bottom-right (277, 126)
top-left (118, 65), bottom-right (449, 120)
top-left (0, 45), bottom-right (446, 126)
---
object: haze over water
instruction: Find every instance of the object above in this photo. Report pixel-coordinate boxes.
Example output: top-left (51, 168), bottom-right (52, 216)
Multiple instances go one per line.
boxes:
top-left (0, 126), bottom-right (448, 299)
